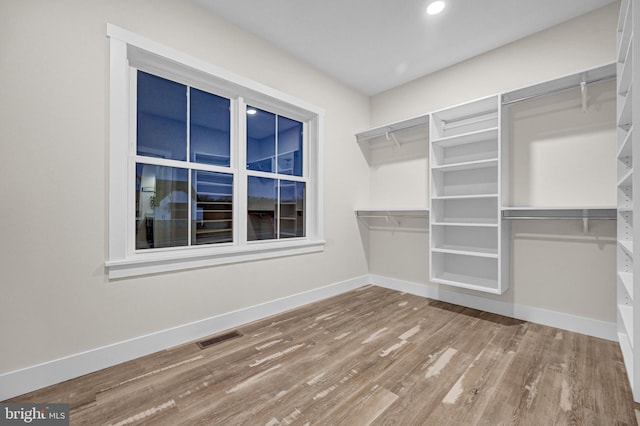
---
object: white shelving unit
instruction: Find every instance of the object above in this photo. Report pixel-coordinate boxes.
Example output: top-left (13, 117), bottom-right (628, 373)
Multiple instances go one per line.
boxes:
top-left (617, 0), bottom-right (640, 402)
top-left (429, 95), bottom-right (509, 294)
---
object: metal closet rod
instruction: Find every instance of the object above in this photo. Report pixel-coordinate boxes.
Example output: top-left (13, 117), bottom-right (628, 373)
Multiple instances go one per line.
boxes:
top-left (356, 122), bottom-right (428, 142)
top-left (502, 64), bottom-right (617, 105)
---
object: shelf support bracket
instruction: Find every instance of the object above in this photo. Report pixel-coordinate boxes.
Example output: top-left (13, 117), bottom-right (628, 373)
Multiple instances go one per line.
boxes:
top-left (582, 217), bottom-right (589, 234)
top-left (385, 130), bottom-right (401, 148)
top-left (580, 81), bottom-right (587, 112)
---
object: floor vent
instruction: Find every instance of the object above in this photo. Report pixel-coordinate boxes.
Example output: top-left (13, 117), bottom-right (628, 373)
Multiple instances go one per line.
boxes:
top-left (197, 331), bottom-right (242, 349)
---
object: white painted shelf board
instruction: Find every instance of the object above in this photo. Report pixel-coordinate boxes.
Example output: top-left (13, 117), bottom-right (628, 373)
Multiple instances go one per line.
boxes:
top-left (431, 158), bottom-right (498, 173)
top-left (618, 0), bottom-right (632, 62)
top-left (619, 39), bottom-right (633, 96)
top-left (619, 303), bottom-right (635, 349)
top-left (431, 96), bottom-right (498, 123)
top-left (619, 87), bottom-right (633, 128)
top-left (502, 207), bottom-right (617, 220)
top-left (430, 127), bottom-right (499, 148)
top-left (432, 221), bottom-right (498, 228)
top-left (432, 194), bottom-right (498, 201)
top-left (619, 330), bottom-right (634, 391)
top-left (355, 208), bottom-right (429, 218)
top-left (620, 271), bottom-right (634, 300)
top-left (618, 169), bottom-right (634, 188)
top-left (620, 240), bottom-right (634, 257)
top-left (502, 63), bottom-right (616, 105)
top-left (618, 127), bottom-right (633, 159)
top-left (355, 114), bottom-right (429, 143)
top-left (432, 273), bottom-right (500, 294)
top-left (431, 246), bottom-right (498, 258)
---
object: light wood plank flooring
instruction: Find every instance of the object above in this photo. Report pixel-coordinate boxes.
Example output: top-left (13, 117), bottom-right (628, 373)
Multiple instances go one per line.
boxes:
top-left (7, 285), bottom-right (638, 425)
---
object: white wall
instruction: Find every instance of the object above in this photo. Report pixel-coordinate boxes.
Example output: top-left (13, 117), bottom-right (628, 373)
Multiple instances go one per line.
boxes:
top-left (0, 0), bottom-right (370, 376)
top-left (366, 3), bottom-right (619, 323)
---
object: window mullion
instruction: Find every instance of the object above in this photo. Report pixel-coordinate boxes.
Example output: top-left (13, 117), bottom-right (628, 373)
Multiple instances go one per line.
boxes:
top-left (237, 97), bottom-right (248, 246)
top-left (275, 115), bottom-right (280, 239)
top-left (186, 86), bottom-right (192, 247)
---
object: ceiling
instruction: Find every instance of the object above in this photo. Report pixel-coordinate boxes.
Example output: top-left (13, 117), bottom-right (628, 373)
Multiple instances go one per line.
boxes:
top-left (195, 0), bottom-right (616, 95)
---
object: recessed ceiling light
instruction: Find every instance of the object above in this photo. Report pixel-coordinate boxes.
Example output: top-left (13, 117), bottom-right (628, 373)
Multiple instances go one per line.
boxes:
top-left (247, 108), bottom-right (257, 115)
top-left (426, 1), bottom-right (445, 15)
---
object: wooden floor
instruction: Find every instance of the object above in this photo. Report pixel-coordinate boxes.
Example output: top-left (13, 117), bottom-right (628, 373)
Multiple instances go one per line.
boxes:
top-left (8, 285), bottom-right (639, 425)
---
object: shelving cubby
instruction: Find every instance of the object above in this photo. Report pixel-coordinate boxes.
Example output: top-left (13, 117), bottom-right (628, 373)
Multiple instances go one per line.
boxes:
top-left (616, 0), bottom-right (640, 402)
top-left (429, 95), bottom-right (509, 294)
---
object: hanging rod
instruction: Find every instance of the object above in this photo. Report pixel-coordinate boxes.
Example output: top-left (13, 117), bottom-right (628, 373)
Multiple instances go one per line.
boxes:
top-left (502, 63), bottom-right (616, 105)
top-left (502, 208), bottom-right (617, 220)
top-left (355, 115), bottom-right (429, 142)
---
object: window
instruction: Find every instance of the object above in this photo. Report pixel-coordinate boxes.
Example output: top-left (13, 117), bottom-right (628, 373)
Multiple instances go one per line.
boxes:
top-left (135, 71), bottom-right (233, 250)
top-left (246, 107), bottom-right (306, 241)
top-left (106, 25), bottom-right (324, 278)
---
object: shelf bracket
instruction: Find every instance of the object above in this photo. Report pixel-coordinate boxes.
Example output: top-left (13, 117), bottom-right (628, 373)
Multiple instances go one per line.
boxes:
top-left (582, 217), bottom-right (589, 234)
top-left (385, 130), bottom-right (401, 148)
top-left (580, 81), bottom-right (587, 112)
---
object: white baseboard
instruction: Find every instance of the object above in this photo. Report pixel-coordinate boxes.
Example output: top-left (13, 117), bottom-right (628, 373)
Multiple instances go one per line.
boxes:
top-left (0, 275), bottom-right (369, 401)
top-left (1, 273), bottom-right (617, 401)
top-left (369, 274), bottom-right (618, 342)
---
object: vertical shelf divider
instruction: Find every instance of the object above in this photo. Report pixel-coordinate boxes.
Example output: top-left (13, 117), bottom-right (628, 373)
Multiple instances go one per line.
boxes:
top-left (616, 0), bottom-right (639, 402)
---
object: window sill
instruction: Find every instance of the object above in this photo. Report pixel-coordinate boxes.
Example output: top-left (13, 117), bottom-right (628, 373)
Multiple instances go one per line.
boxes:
top-left (106, 239), bottom-right (325, 279)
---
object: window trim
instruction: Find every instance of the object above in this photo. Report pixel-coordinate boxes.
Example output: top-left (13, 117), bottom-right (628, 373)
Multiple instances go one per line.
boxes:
top-left (106, 24), bottom-right (324, 279)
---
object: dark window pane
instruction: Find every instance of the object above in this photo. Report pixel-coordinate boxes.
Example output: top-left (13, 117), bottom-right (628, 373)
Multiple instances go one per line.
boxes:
top-left (190, 88), bottom-right (231, 166)
top-left (191, 171), bottom-right (233, 245)
top-left (136, 163), bottom-right (189, 249)
top-left (277, 116), bottom-right (303, 176)
top-left (247, 107), bottom-right (275, 172)
top-left (247, 176), bottom-right (276, 241)
top-left (279, 181), bottom-right (305, 238)
top-left (137, 72), bottom-right (187, 161)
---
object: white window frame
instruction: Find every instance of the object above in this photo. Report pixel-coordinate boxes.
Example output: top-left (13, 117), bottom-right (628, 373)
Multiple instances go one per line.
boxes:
top-left (106, 24), bottom-right (324, 279)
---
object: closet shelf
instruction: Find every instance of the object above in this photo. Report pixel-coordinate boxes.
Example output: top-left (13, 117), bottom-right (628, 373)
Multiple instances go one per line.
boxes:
top-left (430, 127), bottom-right (499, 148)
top-left (501, 207), bottom-right (617, 220)
top-left (431, 247), bottom-right (498, 259)
top-left (502, 63), bottom-right (616, 105)
top-left (355, 114), bottom-right (429, 147)
top-left (619, 87), bottom-right (633, 129)
top-left (618, 39), bottom-right (633, 96)
top-left (431, 221), bottom-right (498, 228)
top-left (619, 303), bottom-right (635, 349)
top-left (431, 158), bottom-right (498, 172)
top-left (618, 127), bottom-right (633, 159)
top-left (355, 209), bottom-right (429, 230)
top-left (432, 194), bottom-right (498, 200)
top-left (619, 271), bottom-right (634, 301)
top-left (618, 169), bottom-right (634, 188)
top-left (618, 0), bottom-right (632, 62)
top-left (355, 208), bottom-right (429, 219)
top-left (432, 273), bottom-right (500, 294)
top-left (620, 240), bottom-right (634, 257)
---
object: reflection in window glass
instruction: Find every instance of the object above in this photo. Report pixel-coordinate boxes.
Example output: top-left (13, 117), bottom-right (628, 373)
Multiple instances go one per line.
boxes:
top-left (277, 116), bottom-right (303, 176)
top-left (136, 164), bottom-right (189, 249)
top-left (246, 107), bottom-right (275, 172)
top-left (190, 88), bottom-right (231, 166)
top-left (247, 176), bottom-right (276, 241)
top-left (137, 72), bottom-right (187, 160)
top-left (280, 181), bottom-right (305, 238)
top-left (192, 171), bottom-right (233, 245)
